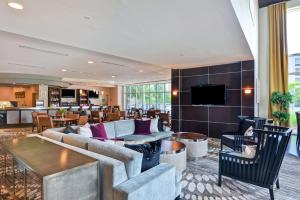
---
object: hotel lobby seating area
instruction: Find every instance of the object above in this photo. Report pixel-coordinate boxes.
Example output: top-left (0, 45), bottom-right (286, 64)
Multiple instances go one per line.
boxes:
top-left (1, 0), bottom-right (300, 200)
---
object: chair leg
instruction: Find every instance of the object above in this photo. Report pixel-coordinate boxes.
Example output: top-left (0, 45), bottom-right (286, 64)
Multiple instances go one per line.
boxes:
top-left (269, 188), bottom-right (274, 200)
top-left (276, 179), bottom-right (280, 189)
top-left (218, 174), bottom-right (222, 187)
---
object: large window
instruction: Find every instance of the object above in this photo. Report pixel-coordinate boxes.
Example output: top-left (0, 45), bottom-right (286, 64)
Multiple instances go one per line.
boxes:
top-left (124, 82), bottom-right (171, 112)
top-left (287, 7), bottom-right (300, 127)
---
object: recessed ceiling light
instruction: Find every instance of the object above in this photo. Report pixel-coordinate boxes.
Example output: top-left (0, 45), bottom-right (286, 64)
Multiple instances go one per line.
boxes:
top-left (8, 2), bottom-right (24, 10)
top-left (88, 61), bottom-right (94, 64)
top-left (139, 69), bottom-right (143, 73)
top-left (112, 75), bottom-right (117, 78)
top-left (62, 69), bottom-right (67, 72)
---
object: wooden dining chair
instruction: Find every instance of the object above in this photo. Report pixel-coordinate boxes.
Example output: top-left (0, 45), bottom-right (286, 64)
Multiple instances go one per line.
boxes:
top-left (32, 112), bottom-right (48, 132)
top-left (159, 112), bottom-right (170, 127)
top-left (37, 115), bottom-right (53, 133)
top-left (91, 111), bottom-right (100, 123)
top-left (120, 111), bottom-right (126, 120)
top-left (147, 110), bottom-right (156, 119)
top-left (107, 113), bottom-right (120, 122)
top-left (65, 113), bottom-right (80, 125)
top-left (78, 115), bottom-right (89, 125)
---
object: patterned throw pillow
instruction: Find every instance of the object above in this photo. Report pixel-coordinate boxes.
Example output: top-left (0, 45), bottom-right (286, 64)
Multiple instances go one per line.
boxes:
top-left (125, 140), bottom-right (161, 172)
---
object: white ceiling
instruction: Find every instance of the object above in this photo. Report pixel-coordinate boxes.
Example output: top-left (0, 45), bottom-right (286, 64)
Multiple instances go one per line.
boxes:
top-left (0, 0), bottom-right (253, 86)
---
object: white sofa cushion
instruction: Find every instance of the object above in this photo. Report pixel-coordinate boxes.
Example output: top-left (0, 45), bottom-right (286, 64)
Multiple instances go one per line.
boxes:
top-left (78, 127), bottom-right (93, 138)
top-left (42, 129), bottom-right (64, 142)
top-left (63, 134), bottom-right (91, 149)
top-left (88, 139), bottom-right (143, 179)
top-left (114, 120), bottom-right (135, 137)
top-left (103, 122), bottom-right (116, 138)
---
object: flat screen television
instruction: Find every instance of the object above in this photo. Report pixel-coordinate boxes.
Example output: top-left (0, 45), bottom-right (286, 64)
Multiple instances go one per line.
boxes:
top-left (191, 85), bottom-right (226, 105)
top-left (88, 91), bottom-right (99, 98)
top-left (61, 89), bottom-right (75, 98)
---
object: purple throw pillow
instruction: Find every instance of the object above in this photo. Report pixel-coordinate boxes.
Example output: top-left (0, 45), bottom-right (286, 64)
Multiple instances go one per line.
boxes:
top-left (90, 123), bottom-right (108, 139)
top-left (134, 120), bottom-right (151, 135)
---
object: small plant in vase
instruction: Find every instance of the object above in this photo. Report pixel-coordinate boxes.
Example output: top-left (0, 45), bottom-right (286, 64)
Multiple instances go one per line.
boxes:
top-left (59, 108), bottom-right (66, 118)
top-left (271, 91), bottom-right (293, 126)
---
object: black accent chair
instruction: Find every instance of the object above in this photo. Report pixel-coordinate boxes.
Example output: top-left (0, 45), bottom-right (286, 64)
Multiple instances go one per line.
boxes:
top-left (219, 126), bottom-right (292, 200)
top-left (221, 117), bottom-right (266, 151)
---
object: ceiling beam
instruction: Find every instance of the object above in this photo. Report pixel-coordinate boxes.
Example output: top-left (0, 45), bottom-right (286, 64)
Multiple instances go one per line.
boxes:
top-left (258, 0), bottom-right (290, 8)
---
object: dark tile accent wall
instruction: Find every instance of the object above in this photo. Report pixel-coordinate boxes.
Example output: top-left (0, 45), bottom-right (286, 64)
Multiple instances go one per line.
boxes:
top-left (171, 60), bottom-right (255, 138)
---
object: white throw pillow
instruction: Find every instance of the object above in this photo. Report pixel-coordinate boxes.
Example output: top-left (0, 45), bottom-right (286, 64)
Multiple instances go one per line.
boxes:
top-left (244, 126), bottom-right (253, 136)
top-left (78, 127), bottom-right (93, 138)
top-left (242, 145), bottom-right (256, 158)
top-left (150, 118), bottom-right (159, 133)
top-left (82, 123), bottom-right (90, 128)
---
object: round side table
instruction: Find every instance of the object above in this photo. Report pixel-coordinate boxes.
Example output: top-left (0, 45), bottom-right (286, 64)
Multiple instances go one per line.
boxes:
top-left (173, 132), bottom-right (208, 160)
top-left (160, 139), bottom-right (187, 172)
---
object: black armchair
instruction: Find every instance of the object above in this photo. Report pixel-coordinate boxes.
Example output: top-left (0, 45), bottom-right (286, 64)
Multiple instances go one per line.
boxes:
top-left (221, 119), bottom-right (256, 151)
top-left (219, 126), bottom-right (292, 200)
top-left (221, 117), bottom-right (266, 151)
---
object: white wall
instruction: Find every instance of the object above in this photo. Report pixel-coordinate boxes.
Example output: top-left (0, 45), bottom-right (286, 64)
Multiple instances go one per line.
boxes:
top-left (258, 7), bottom-right (269, 118)
top-left (230, 0), bottom-right (259, 115)
top-left (230, 0), bottom-right (259, 57)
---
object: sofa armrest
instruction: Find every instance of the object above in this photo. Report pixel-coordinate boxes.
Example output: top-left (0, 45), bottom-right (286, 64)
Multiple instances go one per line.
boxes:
top-left (114, 163), bottom-right (176, 200)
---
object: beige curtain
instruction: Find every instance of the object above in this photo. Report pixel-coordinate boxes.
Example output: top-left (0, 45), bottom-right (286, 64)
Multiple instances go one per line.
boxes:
top-left (268, 2), bottom-right (288, 118)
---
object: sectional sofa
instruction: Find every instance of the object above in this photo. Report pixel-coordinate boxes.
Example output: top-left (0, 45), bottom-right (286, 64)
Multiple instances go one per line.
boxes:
top-left (40, 119), bottom-right (181, 200)
top-left (47, 119), bottom-right (174, 143)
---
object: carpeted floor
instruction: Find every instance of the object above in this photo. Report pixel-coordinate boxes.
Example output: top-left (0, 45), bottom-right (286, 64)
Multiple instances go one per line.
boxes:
top-left (181, 144), bottom-right (300, 200)
top-left (1, 128), bottom-right (300, 200)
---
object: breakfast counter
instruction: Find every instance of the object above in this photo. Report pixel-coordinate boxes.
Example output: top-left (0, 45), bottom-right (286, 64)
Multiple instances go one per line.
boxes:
top-left (0, 106), bottom-right (100, 126)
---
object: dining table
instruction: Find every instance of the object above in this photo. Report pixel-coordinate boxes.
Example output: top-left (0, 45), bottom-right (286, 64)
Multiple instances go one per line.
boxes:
top-left (52, 117), bottom-right (76, 126)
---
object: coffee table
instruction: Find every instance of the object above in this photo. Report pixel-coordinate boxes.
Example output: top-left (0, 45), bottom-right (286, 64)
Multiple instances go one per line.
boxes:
top-left (159, 139), bottom-right (187, 172)
top-left (173, 132), bottom-right (208, 160)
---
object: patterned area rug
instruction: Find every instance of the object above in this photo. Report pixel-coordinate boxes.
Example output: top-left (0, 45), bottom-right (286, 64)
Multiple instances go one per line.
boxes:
top-left (181, 146), bottom-right (268, 200)
top-left (180, 139), bottom-right (300, 200)
top-left (0, 128), bottom-right (31, 141)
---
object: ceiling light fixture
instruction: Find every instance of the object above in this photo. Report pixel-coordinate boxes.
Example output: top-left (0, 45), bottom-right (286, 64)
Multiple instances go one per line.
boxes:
top-left (112, 75), bottom-right (116, 78)
top-left (88, 61), bottom-right (94, 64)
top-left (61, 69), bottom-right (67, 72)
top-left (139, 70), bottom-right (143, 73)
top-left (8, 2), bottom-right (24, 10)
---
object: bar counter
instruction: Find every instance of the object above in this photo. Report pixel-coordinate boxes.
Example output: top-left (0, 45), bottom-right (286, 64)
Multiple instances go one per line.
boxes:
top-left (0, 106), bottom-right (100, 126)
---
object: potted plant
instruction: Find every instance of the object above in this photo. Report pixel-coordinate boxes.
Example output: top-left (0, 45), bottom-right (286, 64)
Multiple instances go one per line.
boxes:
top-left (271, 91), bottom-right (293, 126)
top-left (59, 108), bottom-right (66, 118)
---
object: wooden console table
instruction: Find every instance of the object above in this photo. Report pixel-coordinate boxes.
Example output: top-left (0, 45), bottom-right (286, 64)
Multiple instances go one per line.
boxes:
top-left (0, 137), bottom-right (99, 200)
